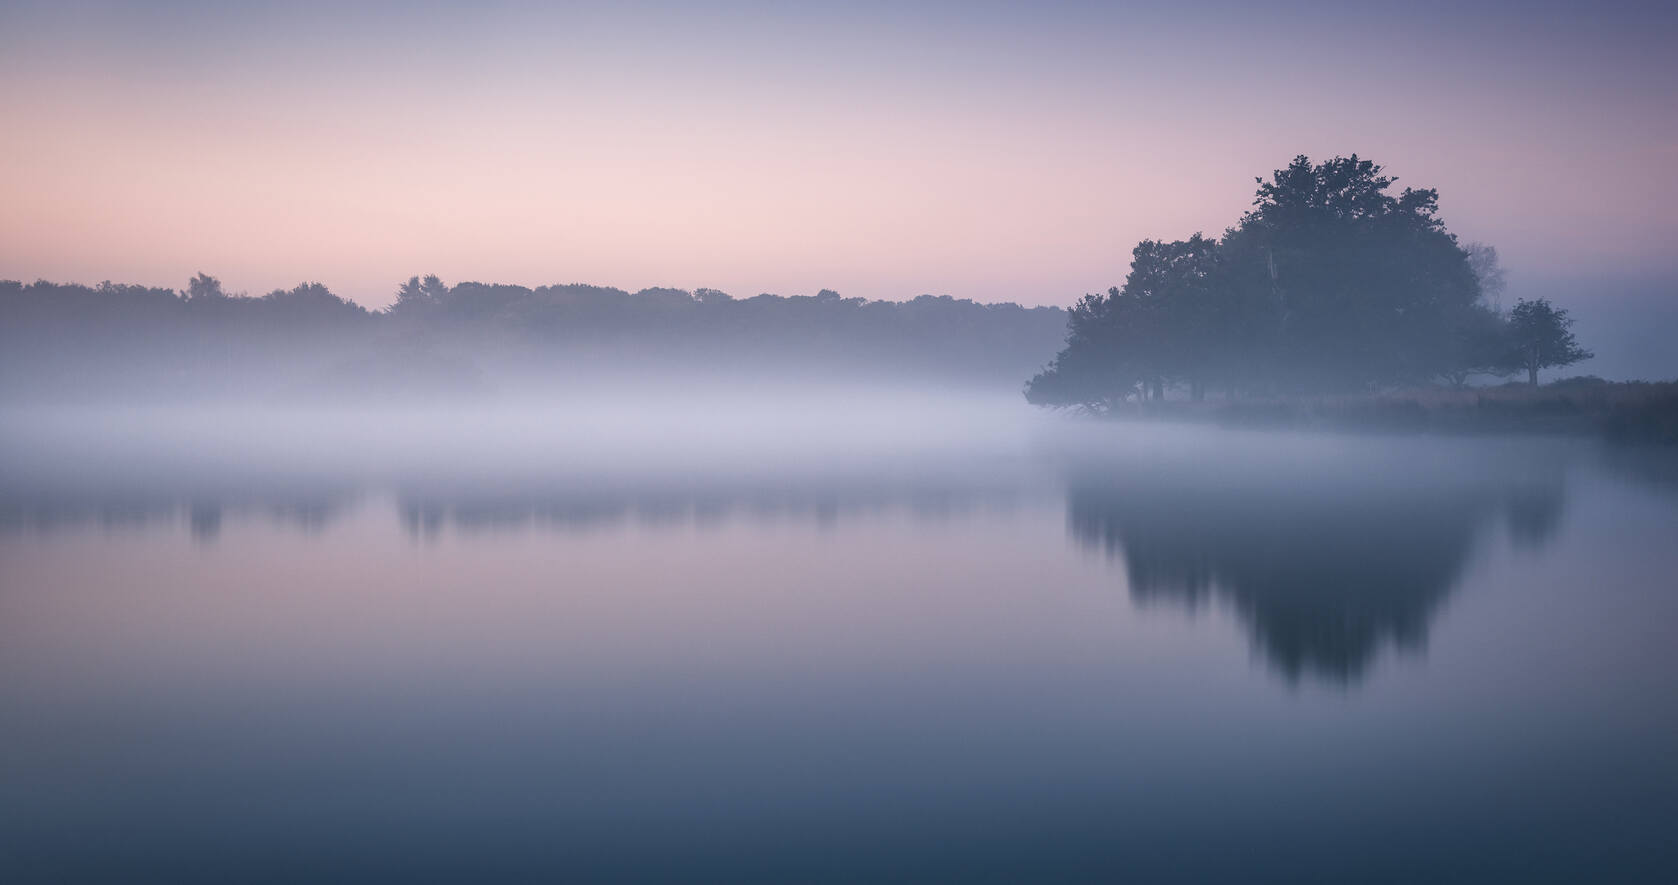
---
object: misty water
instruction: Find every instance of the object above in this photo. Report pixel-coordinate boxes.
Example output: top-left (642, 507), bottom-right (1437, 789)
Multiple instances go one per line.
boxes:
top-left (3, 396), bottom-right (1676, 883)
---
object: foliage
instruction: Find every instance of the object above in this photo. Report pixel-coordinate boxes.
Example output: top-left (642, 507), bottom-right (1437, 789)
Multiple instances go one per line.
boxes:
top-left (1027, 235), bottom-right (1225, 408)
top-left (0, 276), bottom-right (1065, 401)
top-left (1505, 297), bottom-right (1593, 386)
top-left (1028, 155), bottom-right (1546, 409)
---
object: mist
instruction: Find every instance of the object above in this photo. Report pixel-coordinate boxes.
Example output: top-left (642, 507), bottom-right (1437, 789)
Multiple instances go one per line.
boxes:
top-left (9, 377), bottom-right (1677, 881)
top-left (4, 228), bottom-right (1677, 883)
top-left (0, 278), bottom-right (1065, 406)
top-left (1526, 271), bottom-right (1678, 382)
top-left (6, 0), bottom-right (1678, 879)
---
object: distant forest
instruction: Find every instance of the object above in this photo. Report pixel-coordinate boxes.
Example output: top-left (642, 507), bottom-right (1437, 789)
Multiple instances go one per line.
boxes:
top-left (0, 277), bottom-right (1065, 402)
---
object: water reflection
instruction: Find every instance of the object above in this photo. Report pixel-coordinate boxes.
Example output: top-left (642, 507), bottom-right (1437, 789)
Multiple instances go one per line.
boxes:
top-left (0, 484), bottom-right (357, 539)
top-left (6, 420), bottom-right (1678, 881)
top-left (1063, 435), bottom-right (1570, 683)
top-left (1599, 442), bottom-right (1678, 498)
top-left (391, 475), bottom-right (1028, 537)
top-left (0, 424), bottom-right (1590, 688)
top-left (0, 470), bottom-right (1029, 539)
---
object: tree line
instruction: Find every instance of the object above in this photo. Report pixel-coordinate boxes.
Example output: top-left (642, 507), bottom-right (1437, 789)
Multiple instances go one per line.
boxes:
top-left (1026, 155), bottom-right (1592, 410)
top-left (0, 276), bottom-right (1066, 401)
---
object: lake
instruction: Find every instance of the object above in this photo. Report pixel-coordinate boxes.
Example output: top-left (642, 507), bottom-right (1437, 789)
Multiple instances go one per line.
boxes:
top-left (2, 400), bottom-right (1675, 882)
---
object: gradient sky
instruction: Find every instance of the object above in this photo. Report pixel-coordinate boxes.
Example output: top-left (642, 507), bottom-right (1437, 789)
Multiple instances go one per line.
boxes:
top-left (2, 0), bottom-right (1675, 308)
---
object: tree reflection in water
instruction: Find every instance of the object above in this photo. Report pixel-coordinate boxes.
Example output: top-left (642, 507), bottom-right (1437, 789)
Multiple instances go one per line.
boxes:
top-left (1065, 435), bottom-right (1569, 683)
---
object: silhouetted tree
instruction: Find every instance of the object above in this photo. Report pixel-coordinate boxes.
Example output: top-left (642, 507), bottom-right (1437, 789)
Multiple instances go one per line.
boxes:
top-left (394, 276), bottom-right (425, 310)
top-left (1026, 290), bottom-right (1149, 410)
top-left (1440, 302), bottom-right (1515, 388)
top-left (1506, 297), bottom-right (1592, 386)
top-left (186, 272), bottom-right (228, 301)
top-left (1224, 154), bottom-right (1483, 390)
top-left (0, 276), bottom-right (1065, 401)
top-left (1025, 235), bottom-right (1226, 408)
top-left (1030, 155), bottom-right (1507, 405)
top-left (1147, 235), bottom-right (1225, 400)
top-left (391, 274), bottom-right (450, 316)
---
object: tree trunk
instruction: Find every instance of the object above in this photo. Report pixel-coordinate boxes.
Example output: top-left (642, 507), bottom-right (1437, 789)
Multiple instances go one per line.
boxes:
top-left (1528, 364), bottom-right (1539, 387)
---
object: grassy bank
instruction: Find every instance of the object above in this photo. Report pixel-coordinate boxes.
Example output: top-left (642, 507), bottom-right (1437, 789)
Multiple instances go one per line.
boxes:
top-left (1108, 379), bottom-right (1678, 444)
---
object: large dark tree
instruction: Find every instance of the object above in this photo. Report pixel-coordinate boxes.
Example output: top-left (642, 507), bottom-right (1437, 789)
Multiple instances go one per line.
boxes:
top-left (1505, 297), bottom-right (1592, 386)
top-left (1129, 235), bottom-right (1225, 400)
top-left (1222, 155), bottom-right (1485, 391)
top-left (1026, 287), bottom-right (1152, 410)
top-left (1026, 235), bottom-right (1222, 408)
top-left (1029, 155), bottom-right (1507, 408)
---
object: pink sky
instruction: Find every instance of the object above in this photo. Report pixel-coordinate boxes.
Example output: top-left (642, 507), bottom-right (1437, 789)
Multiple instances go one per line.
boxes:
top-left (2, 1), bottom-right (1674, 308)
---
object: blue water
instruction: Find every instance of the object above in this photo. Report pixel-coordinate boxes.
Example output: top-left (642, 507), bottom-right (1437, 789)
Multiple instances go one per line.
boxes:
top-left (2, 415), bottom-right (1675, 882)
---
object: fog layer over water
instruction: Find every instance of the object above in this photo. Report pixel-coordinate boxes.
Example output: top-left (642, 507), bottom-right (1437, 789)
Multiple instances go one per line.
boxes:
top-left (2, 393), bottom-right (1676, 882)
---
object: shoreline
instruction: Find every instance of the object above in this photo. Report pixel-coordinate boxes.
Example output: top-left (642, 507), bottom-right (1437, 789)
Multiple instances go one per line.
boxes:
top-left (1084, 380), bottom-right (1678, 445)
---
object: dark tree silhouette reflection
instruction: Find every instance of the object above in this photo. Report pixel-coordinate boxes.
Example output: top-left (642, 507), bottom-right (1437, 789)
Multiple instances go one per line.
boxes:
top-left (1065, 437), bottom-right (1568, 684)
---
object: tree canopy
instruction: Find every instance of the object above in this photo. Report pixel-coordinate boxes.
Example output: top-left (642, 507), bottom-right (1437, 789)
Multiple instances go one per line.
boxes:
top-left (0, 276), bottom-right (1065, 402)
top-left (1506, 297), bottom-right (1593, 386)
top-left (1027, 155), bottom-right (1554, 408)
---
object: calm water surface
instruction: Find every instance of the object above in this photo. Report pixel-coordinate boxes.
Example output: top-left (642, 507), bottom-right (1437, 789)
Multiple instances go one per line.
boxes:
top-left (2, 405), bottom-right (1676, 882)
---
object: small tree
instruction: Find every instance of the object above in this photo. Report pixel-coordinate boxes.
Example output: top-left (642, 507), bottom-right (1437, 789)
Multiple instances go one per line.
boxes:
top-left (394, 275), bottom-right (425, 310)
top-left (391, 274), bottom-right (448, 316)
top-left (186, 272), bottom-right (227, 301)
top-left (1506, 298), bottom-right (1591, 386)
top-left (420, 274), bottom-right (450, 303)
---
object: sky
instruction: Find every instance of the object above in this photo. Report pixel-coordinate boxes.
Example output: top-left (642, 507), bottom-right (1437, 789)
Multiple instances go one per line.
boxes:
top-left (2, 0), bottom-right (1675, 311)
